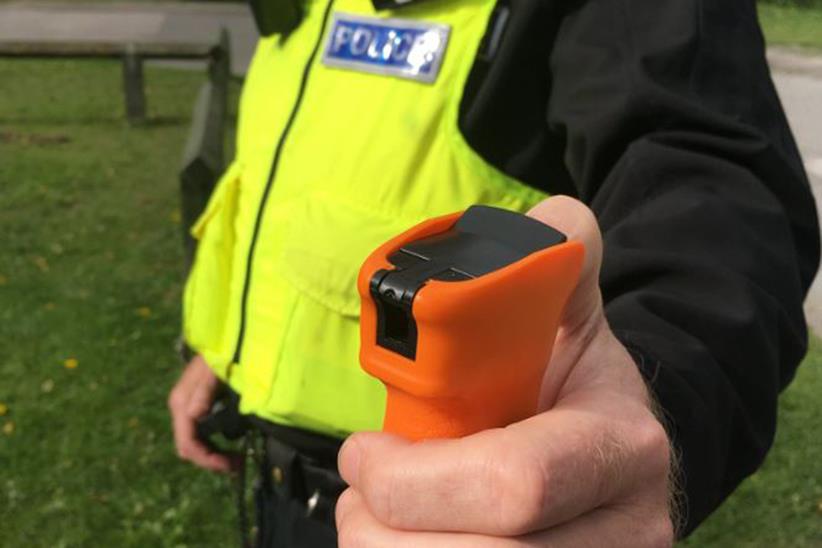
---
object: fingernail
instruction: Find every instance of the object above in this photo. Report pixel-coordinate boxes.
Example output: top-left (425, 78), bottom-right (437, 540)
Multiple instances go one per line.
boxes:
top-left (338, 436), bottom-right (362, 486)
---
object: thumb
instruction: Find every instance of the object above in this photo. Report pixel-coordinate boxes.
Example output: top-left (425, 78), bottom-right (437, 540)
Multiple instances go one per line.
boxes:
top-left (527, 195), bottom-right (604, 333)
top-left (527, 196), bottom-right (608, 407)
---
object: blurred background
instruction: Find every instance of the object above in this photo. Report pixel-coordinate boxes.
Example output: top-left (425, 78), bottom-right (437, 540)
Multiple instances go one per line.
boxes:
top-left (0, 0), bottom-right (820, 546)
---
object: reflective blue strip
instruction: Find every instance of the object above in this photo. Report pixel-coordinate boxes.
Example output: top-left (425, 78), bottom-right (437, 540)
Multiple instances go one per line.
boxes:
top-left (322, 13), bottom-right (450, 84)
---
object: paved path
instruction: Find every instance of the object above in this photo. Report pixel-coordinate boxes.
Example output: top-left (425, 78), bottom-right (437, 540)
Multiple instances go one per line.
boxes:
top-left (769, 49), bottom-right (822, 334)
top-left (0, 2), bottom-right (259, 75)
top-left (2, 4), bottom-right (822, 331)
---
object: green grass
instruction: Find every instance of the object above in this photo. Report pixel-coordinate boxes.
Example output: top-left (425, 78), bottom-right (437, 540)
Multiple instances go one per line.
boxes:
top-left (681, 347), bottom-right (822, 546)
top-left (759, 3), bottom-right (822, 50)
top-left (1, 55), bottom-right (821, 546)
top-left (761, 0), bottom-right (822, 10)
top-left (0, 59), bottom-right (240, 547)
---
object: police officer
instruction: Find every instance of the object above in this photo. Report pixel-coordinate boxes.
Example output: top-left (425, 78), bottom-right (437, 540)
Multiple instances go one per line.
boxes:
top-left (167, 0), bottom-right (820, 545)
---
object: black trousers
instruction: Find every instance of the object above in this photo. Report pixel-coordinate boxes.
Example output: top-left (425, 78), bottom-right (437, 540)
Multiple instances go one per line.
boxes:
top-left (252, 419), bottom-right (346, 548)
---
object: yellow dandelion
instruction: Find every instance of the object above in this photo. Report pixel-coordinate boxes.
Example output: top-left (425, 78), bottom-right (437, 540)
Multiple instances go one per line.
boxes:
top-left (136, 306), bottom-right (152, 318)
top-left (33, 256), bottom-right (49, 273)
top-left (64, 358), bottom-right (79, 370)
top-left (0, 403), bottom-right (7, 416)
top-left (3, 420), bottom-right (14, 435)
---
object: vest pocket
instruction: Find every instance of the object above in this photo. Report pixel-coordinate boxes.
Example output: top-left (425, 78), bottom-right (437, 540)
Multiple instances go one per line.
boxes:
top-left (183, 164), bottom-right (242, 375)
top-left (265, 194), bottom-right (412, 433)
top-left (279, 193), bottom-right (416, 319)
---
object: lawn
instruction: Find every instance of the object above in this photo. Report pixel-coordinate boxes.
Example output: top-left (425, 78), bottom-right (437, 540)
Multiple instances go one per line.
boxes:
top-left (1, 44), bottom-right (821, 548)
top-left (682, 350), bottom-right (822, 547)
top-left (759, 3), bottom-right (822, 50)
top-left (0, 59), bottom-right (240, 547)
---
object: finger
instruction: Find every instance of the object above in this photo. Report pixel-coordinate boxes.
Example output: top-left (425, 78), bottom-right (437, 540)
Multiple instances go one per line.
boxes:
top-left (525, 502), bottom-right (674, 548)
top-left (339, 404), bottom-right (667, 536)
top-left (337, 490), bottom-right (672, 548)
top-left (340, 429), bottom-right (548, 535)
top-left (171, 404), bottom-right (233, 473)
top-left (336, 488), bottom-right (525, 548)
top-left (526, 196), bottom-right (609, 407)
top-left (527, 195), bottom-right (603, 331)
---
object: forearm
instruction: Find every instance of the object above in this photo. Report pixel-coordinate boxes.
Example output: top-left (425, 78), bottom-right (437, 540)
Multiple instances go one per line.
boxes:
top-left (548, 0), bottom-right (820, 534)
top-left (598, 139), bottom-right (816, 534)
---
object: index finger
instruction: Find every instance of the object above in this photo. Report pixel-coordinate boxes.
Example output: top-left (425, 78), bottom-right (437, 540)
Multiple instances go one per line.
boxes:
top-left (339, 396), bottom-right (665, 536)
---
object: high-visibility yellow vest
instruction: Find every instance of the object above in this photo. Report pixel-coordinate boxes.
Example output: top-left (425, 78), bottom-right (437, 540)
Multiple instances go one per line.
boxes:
top-left (183, 0), bottom-right (548, 438)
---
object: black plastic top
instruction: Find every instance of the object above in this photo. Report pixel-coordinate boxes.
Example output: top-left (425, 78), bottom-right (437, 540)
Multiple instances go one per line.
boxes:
top-left (403, 205), bottom-right (566, 276)
top-left (369, 205), bottom-right (567, 359)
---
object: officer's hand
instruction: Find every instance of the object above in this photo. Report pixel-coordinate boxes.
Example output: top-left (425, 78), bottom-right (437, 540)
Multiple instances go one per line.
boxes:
top-left (336, 196), bottom-right (675, 547)
top-left (168, 354), bottom-right (234, 473)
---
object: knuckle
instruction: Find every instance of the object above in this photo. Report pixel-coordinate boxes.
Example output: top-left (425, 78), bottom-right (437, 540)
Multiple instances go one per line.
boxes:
top-left (168, 388), bottom-right (184, 411)
top-left (487, 447), bottom-right (546, 535)
top-left (177, 440), bottom-right (199, 462)
top-left (634, 416), bottom-right (671, 477)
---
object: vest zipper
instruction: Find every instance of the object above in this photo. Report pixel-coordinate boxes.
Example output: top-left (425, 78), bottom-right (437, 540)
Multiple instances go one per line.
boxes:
top-left (229, 0), bottom-right (336, 372)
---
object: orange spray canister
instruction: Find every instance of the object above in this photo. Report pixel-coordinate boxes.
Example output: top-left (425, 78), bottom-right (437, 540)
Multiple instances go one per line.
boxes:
top-left (358, 205), bottom-right (584, 440)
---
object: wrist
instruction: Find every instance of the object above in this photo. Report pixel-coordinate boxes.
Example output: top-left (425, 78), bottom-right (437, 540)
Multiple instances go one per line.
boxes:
top-left (610, 330), bottom-right (685, 538)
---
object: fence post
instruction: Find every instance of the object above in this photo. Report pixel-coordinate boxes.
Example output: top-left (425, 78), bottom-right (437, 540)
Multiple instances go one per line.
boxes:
top-left (122, 44), bottom-right (146, 123)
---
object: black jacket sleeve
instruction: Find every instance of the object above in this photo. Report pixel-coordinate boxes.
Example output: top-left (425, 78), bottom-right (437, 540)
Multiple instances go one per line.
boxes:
top-left (545, 0), bottom-right (820, 535)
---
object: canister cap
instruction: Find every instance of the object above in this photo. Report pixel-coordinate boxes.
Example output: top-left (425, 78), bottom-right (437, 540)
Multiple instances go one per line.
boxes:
top-left (369, 206), bottom-right (567, 359)
top-left (399, 205), bottom-right (566, 278)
